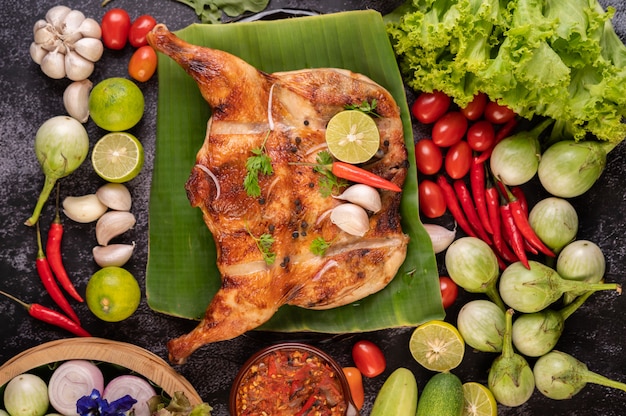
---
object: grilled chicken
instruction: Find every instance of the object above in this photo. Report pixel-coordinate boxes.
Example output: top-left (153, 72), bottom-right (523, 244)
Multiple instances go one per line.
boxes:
top-left (147, 24), bottom-right (409, 364)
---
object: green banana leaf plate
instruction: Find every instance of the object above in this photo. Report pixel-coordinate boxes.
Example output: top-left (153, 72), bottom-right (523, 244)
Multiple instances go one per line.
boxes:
top-left (146, 10), bottom-right (444, 332)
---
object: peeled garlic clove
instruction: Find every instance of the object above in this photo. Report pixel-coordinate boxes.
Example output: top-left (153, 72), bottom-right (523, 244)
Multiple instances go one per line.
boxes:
top-left (330, 203), bottom-right (370, 236)
top-left (78, 18), bottom-right (101, 39)
top-left (64, 50), bottom-right (94, 81)
top-left (96, 211), bottom-right (136, 246)
top-left (72, 37), bottom-right (104, 62)
top-left (93, 243), bottom-right (135, 267)
top-left (423, 223), bottom-right (457, 254)
top-left (333, 184), bottom-right (382, 213)
top-left (63, 79), bottom-right (92, 123)
top-left (46, 5), bottom-right (72, 30)
top-left (96, 183), bottom-right (132, 211)
top-left (40, 49), bottom-right (66, 79)
top-left (63, 194), bottom-right (108, 223)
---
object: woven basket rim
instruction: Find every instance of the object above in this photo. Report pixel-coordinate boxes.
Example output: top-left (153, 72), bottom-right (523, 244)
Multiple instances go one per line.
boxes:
top-left (0, 337), bottom-right (202, 404)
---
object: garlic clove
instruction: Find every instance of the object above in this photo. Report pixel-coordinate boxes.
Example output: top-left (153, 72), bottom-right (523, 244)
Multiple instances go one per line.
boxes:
top-left (72, 37), bottom-right (104, 63)
top-left (63, 79), bottom-right (92, 123)
top-left (30, 42), bottom-right (48, 65)
top-left (60, 9), bottom-right (86, 36)
top-left (96, 211), bottom-right (136, 246)
top-left (96, 183), bottom-right (132, 211)
top-left (333, 184), bottom-right (382, 213)
top-left (34, 24), bottom-right (57, 45)
top-left (78, 18), bottom-right (102, 39)
top-left (330, 203), bottom-right (370, 236)
top-left (45, 5), bottom-right (72, 31)
top-left (93, 242), bottom-right (136, 267)
top-left (64, 50), bottom-right (94, 81)
top-left (33, 19), bottom-right (49, 35)
top-left (423, 223), bottom-right (457, 254)
top-left (63, 194), bottom-right (108, 223)
top-left (40, 49), bottom-right (66, 79)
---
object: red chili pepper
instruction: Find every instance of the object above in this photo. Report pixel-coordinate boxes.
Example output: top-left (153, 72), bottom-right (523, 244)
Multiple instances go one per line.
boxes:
top-left (294, 394), bottom-right (317, 416)
top-left (509, 198), bottom-right (556, 258)
top-left (486, 186), bottom-right (518, 264)
top-left (436, 175), bottom-right (477, 238)
top-left (470, 160), bottom-right (493, 235)
top-left (46, 184), bottom-right (83, 303)
top-left (510, 186), bottom-right (528, 216)
top-left (35, 223), bottom-right (81, 324)
top-left (331, 162), bottom-right (401, 192)
top-left (473, 117), bottom-right (519, 165)
top-left (453, 179), bottom-right (492, 245)
top-left (500, 202), bottom-right (530, 269)
top-left (0, 290), bottom-right (90, 337)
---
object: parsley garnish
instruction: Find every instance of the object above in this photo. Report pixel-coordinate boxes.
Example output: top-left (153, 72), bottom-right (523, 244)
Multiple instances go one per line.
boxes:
top-left (314, 151), bottom-right (348, 197)
top-left (310, 236), bottom-right (332, 256)
top-left (244, 131), bottom-right (273, 197)
top-left (247, 226), bottom-right (276, 265)
top-left (345, 99), bottom-right (380, 117)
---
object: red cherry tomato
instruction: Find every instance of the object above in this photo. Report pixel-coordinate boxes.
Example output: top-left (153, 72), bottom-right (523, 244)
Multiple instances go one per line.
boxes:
top-left (101, 8), bottom-right (131, 50)
top-left (342, 367), bottom-right (364, 410)
top-left (418, 179), bottom-right (446, 218)
top-left (432, 111), bottom-right (468, 147)
top-left (439, 276), bottom-right (459, 309)
top-left (129, 14), bottom-right (157, 48)
top-left (128, 45), bottom-right (158, 82)
top-left (445, 140), bottom-right (472, 179)
top-left (415, 139), bottom-right (443, 175)
top-left (460, 92), bottom-right (487, 121)
top-left (352, 340), bottom-right (386, 378)
top-left (484, 100), bottom-right (516, 124)
top-left (411, 91), bottom-right (451, 124)
top-left (466, 120), bottom-right (495, 152)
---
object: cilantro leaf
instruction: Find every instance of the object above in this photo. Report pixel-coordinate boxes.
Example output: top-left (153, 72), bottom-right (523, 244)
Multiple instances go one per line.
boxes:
top-left (345, 99), bottom-right (380, 117)
top-left (310, 237), bottom-right (332, 256)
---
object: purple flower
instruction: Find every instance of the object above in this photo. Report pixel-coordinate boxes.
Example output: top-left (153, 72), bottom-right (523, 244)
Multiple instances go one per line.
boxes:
top-left (77, 389), bottom-right (137, 416)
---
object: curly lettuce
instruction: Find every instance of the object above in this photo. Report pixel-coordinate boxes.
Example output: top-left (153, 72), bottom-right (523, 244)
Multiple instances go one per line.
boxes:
top-left (385, 0), bottom-right (626, 143)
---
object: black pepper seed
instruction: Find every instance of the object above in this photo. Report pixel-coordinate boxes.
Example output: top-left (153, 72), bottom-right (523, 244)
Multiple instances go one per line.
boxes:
top-left (258, 198), bottom-right (265, 205)
top-left (295, 137), bottom-right (302, 145)
top-left (268, 224), bottom-right (275, 232)
top-left (308, 182), bottom-right (315, 188)
top-left (301, 221), bottom-right (308, 229)
top-left (304, 120), bottom-right (309, 126)
top-left (292, 231), bottom-right (299, 238)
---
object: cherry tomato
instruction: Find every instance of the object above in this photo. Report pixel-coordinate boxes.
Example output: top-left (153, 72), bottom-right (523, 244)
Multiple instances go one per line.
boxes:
top-left (101, 8), bottom-right (131, 50)
top-left (415, 139), bottom-right (443, 175)
top-left (439, 276), bottom-right (458, 309)
top-left (445, 140), bottom-right (472, 179)
top-left (484, 100), bottom-right (516, 124)
top-left (432, 111), bottom-right (468, 147)
top-left (460, 92), bottom-right (488, 121)
top-left (418, 179), bottom-right (446, 218)
top-left (466, 120), bottom-right (495, 152)
top-left (411, 91), bottom-right (451, 124)
top-left (128, 45), bottom-right (158, 82)
top-left (129, 14), bottom-right (157, 48)
top-left (342, 367), bottom-right (364, 410)
top-left (352, 340), bottom-right (386, 378)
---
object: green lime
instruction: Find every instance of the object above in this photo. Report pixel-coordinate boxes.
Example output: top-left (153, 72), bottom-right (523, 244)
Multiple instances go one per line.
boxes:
top-left (86, 266), bottom-right (141, 322)
top-left (462, 382), bottom-right (497, 416)
top-left (92, 132), bottom-right (144, 183)
top-left (89, 77), bottom-right (144, 131)
top-left (409, 320), bottom-right (465, 372)
top-left (325, 110), bottom-right (380, 163)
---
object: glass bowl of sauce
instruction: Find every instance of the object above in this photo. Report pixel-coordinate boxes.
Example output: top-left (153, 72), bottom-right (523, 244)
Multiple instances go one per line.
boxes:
top-left (230, 342), bottom-right (359, 416)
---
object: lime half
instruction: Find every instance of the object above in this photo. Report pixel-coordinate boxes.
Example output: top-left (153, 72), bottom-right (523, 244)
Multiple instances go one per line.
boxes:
top-left (462, 382), bottom-right (497, 416)
top-left (326, 110), bottom-right (380, 163)
top-left (409, 320), bottom-right (465, 372)
top-left (92, 132), bottom-right (144, 183)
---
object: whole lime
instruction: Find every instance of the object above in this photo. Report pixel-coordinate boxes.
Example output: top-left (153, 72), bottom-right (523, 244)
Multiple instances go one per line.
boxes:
top-left (86, 266), bottom-right (141, 322)
top-left (89, 77), bottom-right (144, 131)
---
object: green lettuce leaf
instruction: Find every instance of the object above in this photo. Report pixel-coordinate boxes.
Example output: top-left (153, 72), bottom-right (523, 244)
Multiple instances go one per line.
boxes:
top-left (386, 0), bottom-right (626, 144)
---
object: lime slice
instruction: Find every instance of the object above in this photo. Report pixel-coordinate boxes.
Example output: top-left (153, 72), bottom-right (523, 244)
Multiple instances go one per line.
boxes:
top-left (92, 132), bottom-right (144, 183)
top-left (462, 382), bottom-right (497, 416)
top-left (325, 110), bottom-right (380, 163)
top-left (409, 320), bottom-right (465, 372)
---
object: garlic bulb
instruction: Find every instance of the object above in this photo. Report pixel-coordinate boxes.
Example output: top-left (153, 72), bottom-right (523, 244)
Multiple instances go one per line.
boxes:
top-left (30, 6), bottom-right (103, 81)
top-left (330, 203), bottom-right (370, 236)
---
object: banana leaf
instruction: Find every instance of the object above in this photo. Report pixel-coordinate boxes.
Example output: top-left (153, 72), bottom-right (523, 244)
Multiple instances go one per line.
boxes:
top-left (146, 10), bottom-right (444, 332)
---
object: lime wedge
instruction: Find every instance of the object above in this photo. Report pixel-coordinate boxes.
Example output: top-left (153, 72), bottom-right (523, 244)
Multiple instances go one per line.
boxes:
top-left (409, 320), bottom-right (465, 372)
top-left (92, 132), bottom-right (144, 183)
top-left (462, 382), bottom-right (497, 416)
top-left (325, 110), bottom-right (380, 163)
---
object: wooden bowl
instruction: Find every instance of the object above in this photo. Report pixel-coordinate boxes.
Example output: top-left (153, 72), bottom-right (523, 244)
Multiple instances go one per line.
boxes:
top-left (0, 337), bottom-right (202, 404)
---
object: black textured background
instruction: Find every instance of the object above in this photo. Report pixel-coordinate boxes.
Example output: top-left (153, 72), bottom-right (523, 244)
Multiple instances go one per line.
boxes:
top-left (1, 1), bottom-right (626, 415)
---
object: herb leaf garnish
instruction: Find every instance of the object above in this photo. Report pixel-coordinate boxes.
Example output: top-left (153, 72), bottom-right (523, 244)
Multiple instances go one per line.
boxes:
top-left (244, 132), bottom-right (273, 197)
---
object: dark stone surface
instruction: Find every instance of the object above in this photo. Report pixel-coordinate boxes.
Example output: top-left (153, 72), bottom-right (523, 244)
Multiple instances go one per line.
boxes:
top-left (1, 0), bottom-right (625, 415)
